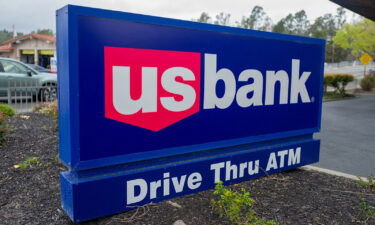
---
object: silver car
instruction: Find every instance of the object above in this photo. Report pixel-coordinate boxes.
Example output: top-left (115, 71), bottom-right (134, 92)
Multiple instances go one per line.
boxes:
top-left (0, 57), bottom-right (57, 102)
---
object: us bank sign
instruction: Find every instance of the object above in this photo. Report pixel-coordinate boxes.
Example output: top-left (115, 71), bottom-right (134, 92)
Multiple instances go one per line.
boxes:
top-left (57, 5), bottom-right (325, 222)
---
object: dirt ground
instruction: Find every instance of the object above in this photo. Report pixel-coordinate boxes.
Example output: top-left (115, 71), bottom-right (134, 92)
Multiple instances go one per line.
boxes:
top-left (0, 113), bottom-right (374, 225)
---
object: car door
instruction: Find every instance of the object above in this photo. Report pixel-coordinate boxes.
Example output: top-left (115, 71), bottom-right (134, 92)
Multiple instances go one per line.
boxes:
top-left (0, 59), bottom-right (11, 99)
top-left (0, 59), bottom-right (36, 100)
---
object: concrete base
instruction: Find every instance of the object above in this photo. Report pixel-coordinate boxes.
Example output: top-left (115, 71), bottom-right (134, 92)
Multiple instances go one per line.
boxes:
top-left (61, 137), bottom-right (320, 222)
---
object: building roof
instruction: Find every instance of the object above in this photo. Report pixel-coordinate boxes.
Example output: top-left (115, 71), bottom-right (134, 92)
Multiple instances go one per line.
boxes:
top-left (1, 33), bottom-right (56, 46)
top-left (0, 45), bottom-right (13, 53)
top-left (330, 0), bottom-right (375, 21)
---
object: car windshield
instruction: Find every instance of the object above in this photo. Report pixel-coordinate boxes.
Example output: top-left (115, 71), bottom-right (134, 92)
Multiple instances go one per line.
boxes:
top-left (27, 64), bottom-right (48, 72)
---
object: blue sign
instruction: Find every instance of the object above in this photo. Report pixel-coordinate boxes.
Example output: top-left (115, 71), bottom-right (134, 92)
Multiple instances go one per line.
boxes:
top-left (57, 5), bottom-right (324, 222)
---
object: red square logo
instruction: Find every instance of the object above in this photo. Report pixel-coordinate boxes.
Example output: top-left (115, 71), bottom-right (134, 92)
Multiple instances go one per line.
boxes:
top-left (105, 47), bottom-right (201, 131)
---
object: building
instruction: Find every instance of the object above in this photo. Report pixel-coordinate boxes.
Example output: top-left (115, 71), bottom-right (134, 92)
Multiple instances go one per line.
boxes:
top-left (0, 33), bottom-right (56, 68)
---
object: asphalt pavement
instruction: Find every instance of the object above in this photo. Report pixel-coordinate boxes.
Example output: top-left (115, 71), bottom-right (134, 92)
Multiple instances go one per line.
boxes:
top-left (314, 95), bottom-right (375, 177)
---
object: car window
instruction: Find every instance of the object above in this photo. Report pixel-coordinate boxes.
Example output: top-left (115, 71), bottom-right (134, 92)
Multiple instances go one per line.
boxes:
top-left (1, 60), bottom-right (28, 74)
top-left (15, 61), bottom-right (37, 75)
top-left (0, 61), bottom-right (4, 73)
top-left (31, 65), bottom-right (47, 72)
top-left (0, 60), bottom-right (37, 75)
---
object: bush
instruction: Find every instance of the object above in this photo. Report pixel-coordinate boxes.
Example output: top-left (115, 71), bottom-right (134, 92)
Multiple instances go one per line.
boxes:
top-left (360, 76), bottom-right (375, 91)
top-left (323, 75), bottom-right (334, 93)
top-left (0, 112), bottom-right (8, 144)
top-left (211, 181), bottom-right (276, 225)
top-left (0, 104), bottom-right (15, 117)
top-left (324, 73), bottom-right (355, 95)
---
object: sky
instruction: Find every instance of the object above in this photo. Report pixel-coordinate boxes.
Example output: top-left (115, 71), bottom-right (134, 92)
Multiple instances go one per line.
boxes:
top-left (0, 0), bottom-right (359, 34)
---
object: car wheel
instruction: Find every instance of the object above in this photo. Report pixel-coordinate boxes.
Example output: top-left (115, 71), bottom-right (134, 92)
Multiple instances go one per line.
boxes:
top-left (39, 84), bottom-right (57, 102)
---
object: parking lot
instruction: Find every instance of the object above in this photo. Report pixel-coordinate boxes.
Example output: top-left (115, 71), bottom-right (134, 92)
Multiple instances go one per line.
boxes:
top-left (314, 95), bottom-right (375, 177)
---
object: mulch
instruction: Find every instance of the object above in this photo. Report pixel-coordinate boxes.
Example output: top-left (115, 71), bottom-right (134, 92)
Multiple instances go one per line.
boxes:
top-left (0, 113), bottom-right (374, 225)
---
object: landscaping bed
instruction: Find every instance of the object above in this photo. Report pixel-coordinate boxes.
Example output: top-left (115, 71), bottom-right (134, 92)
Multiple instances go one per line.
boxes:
top-left (0, 113), bottom-right (374, 225)
top-left (323, 91), bottom-right (356, 101)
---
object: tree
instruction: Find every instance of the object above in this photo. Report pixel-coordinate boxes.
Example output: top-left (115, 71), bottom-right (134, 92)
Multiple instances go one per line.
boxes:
top-left (238, 6), bottom-right (272, 31)
top-left (309, 13), bottom-right (337, 62)
top-left (272, 10), bottom-right (309, 36)
top-left (214, 12), bottom-right (231, 26)
top-left (307, 8), bottom-right (348, 62)
top-left (0, 29), bottom-right (23, 43)
top-left (309, 13), bottom-right (336, 39)
top-left (197, 12), bottom-right (211, 23)
top-left (309, 7), bottom-right (346, 39)
top-left (0, 29), bottom-right (14, 43)
top-left (272, 18), bottom-right (286, 34)
top-left (32, 29), bottom-right (54, 36)
top-left (272, 13), bottom-right (294, 34)
top-left (335, 7), bottom-right (346, 30)
top-left (293, 10), bottom-right (310, 36)
top-left (333, 19), bottom-right (375, 57)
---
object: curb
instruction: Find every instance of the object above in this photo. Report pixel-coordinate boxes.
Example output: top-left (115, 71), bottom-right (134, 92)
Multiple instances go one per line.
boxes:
top-left (355, 92), bottom-right (375, 96)
top-left (323, 96), bottom-right (356, 102)
top-left (301, 165), bottom-right (367, 181)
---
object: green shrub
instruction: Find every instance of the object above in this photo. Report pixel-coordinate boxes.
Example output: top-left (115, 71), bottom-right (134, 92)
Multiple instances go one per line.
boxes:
top-left (367, 75), bottom-right (375, 88)
top-left (359, 198), bottom-right (375, 220)
top-left (324, 73), bottom-right (355, 95)
top-left (0, 112), bottom-right (8, 144)
top-left (359, 175), bottom-right (375, 193)
top-left (360, 76), bottom-right (375, 91)
top-left (323, 75), bottom-right (334, 93)
top-left (0, 104), bottom-right (15, 117)
top-left (358, 173), bottom-right (375, 221)
top-left (211, 181), bottom-right (276, 225)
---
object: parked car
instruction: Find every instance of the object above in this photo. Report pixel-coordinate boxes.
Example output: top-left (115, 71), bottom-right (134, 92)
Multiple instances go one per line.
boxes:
top-left (0, 57), bottom-right (57, 102)
top-left (27, 64), bottom-right (57, 74)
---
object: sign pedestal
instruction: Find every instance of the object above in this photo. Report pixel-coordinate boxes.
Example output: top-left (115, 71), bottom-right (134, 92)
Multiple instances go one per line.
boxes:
top-left (61, 136), bottom-right (319, 222)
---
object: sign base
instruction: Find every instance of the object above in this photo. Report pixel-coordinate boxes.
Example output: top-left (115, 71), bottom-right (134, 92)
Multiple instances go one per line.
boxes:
top-left (61, 136), bottom-right (319, 222)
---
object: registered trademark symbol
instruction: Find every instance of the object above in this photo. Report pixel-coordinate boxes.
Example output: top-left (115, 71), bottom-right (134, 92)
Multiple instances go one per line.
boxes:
top-left (311, 97), bottom-right (315, 102)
